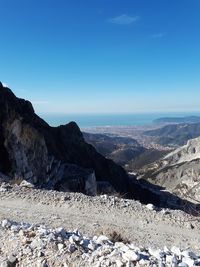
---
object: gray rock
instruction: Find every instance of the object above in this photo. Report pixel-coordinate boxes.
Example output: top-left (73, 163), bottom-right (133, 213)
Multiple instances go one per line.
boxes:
top-left (20, 180), bottom-right (34, 188)
top-left (7, 255), bottom-right (17, 267)
top-left (68, 244), bottom-right (77, 253)
top-left (1, 219), bottom-right (12, 228)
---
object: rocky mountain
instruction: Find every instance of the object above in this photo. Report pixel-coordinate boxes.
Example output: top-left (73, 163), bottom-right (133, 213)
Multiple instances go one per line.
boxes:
top-left (142, 136), bottom-right (200, 202)
top-left (144, 123), bottom-right (200, 147)
top-left (0, 82), bottom-right (134, 196)
top-left (83, 132), bottom-right (146, 166)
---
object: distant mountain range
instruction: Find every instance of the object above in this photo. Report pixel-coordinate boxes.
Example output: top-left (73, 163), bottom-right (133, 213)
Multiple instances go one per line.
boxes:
top-left (153, 116), bottom-right (200, 124)
top-left (144, 123), bottom-right (200, 146)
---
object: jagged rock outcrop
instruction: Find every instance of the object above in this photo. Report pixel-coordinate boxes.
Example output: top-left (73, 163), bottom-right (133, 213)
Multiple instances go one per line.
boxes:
top-left (164, 136), bottom-right (200, 165)
top-left (0, 82), bottom-right (131, 195)
top-left (142, 136), bottom-right (200, 202)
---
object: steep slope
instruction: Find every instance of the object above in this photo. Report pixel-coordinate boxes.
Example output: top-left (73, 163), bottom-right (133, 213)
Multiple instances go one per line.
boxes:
top-left (144, 123), bottom-right (200, 147)
top-left (164, 136), bottom-right (200, 165)
top-left (143, 137), bottom-right (200, 202)
top-left (0, 82), bottom-right (131, 195)
top-left (126, 149), bottom-right (168, 172)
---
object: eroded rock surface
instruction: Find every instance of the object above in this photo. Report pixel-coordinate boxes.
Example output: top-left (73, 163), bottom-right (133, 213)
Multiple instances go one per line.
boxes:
top-left (142, 136), bottom-right (200, 202)
top-left (0, 82), bottom-right (131, 196)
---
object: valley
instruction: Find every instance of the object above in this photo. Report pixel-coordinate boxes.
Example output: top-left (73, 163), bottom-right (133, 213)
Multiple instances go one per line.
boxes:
top-left (1, 82), bottom-right (200, 266)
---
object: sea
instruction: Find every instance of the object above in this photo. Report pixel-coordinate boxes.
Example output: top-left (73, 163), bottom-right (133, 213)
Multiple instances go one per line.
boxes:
top-left (39, 112), bottom-right (200, 128)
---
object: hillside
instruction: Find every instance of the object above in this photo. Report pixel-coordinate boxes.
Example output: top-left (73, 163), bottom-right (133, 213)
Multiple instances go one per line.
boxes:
top-left (144, 123), bottom-right (200, 146)
top-left (83, 132), bottom-right (146, 165)
top-left (0, 82), bottom-right (133, 196)
top-left (142, 136), bottom-right (200, 202)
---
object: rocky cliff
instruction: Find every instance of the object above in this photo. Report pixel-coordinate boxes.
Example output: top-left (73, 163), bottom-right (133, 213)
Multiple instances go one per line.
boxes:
top-left (142, 136), bottom-right (200, 202)
top-left (0, 82), bottom-right (131, 195)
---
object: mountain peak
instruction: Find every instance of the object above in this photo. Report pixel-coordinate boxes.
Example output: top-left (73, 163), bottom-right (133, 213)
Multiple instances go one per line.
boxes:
top-left (0, 83), bottom-right (132, 197)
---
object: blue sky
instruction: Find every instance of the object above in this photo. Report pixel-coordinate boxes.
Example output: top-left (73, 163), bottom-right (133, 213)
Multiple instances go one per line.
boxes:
top-left (0, 0), bottom-right (200, 114)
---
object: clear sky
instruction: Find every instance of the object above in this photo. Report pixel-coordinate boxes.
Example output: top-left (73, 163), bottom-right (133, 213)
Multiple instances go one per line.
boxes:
top-left (0, 0), bottom-right (200, 114)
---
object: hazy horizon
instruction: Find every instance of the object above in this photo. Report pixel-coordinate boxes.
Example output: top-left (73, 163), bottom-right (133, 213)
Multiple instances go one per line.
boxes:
top-left (1, 0), bottom-right (200, 114)
top-left (40, 111), bottom-right (200, 128)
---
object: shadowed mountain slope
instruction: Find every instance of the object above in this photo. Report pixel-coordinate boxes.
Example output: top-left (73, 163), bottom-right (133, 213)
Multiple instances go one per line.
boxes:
top-left (0, 82), bottom-right (131, 195)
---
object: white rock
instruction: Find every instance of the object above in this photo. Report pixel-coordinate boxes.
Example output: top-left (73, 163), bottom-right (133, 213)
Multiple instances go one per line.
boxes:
top-left (139, 259), bottom-right (150, 266)
top-left (178, 263), bottom-right (189, 267)
top-left (158, 261), bottom-right (166, 267)
top-left (46, 233), bottom-right (55, 242)
top-left (58, 243), bottom-right (64, 250)
top-left (166, 254), bottom-right (173, 263)
top-left (55, 227), bottom-right (67, 238)
top-left (163, 246), bottom-right (171, 254)
top-left (92, 235), bottom-right (98, 241)
top-left (182, 250), bottom-right (198, 259)
top-left (172, 255), bottom-right (179, 264)
top-left (11, 224), bottom-right (20, 232)
top-left (122, 250), bottom-right (140, 261)
top-left (69, 234), bottom-right (81, 244)
top-left (146, 203), bottom-right (155, 210)
top-left (30, 238), bottom-right (45, 249)
top-left (114, 242), bottom-right (126, 249)
top-left (109, 249), bottom-right (121, 257)
top-left (20, 180), bottom-right (34, 188)
top-left (0, 187), bottom-right (7, 192)
top-left (182, 257), bottom-right (195, 267)
top-left (7, 254), bottom-right (17, 265)
top-left (128, 244), bottom-right (140, 252)
top-left (38, 228), bottom-right (49, 236)
top-left (119, 245), bottom-right (130, 252)
top-left (171, 246), bottom-right (181, 256)
top-left (115, 259), bottom-right (124, 267)
top-left (148, 248), bottom-right (165, 260)
top-left (88, 241), bottom-right (96, 251)
top-left (96, 235), bottom-right (109, 244)
top-left (2, 219), bottom-right (11, 229)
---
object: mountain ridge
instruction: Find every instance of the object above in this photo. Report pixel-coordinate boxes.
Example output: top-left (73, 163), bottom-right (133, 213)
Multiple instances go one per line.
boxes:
top-left (153, 116), bottom-right (200, 124)
top-left (0, 82), bottom-right (132, 195)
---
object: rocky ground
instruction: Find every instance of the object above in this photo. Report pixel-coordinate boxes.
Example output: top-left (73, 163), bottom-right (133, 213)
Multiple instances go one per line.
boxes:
top-left (0, 183), bottom-right (200, 266)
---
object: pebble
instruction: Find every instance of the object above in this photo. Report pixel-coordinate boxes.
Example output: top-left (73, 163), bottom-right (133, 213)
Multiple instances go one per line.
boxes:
top-left (122, 250), bottom-right (140, 261)
top-left (0, 218), bottom-right (200, 267)
top-left (146, 204), bottom-right (155, 211)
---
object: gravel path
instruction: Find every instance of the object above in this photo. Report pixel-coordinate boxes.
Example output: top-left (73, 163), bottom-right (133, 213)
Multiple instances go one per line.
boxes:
top-left (0, 186), bottom-right (200, 252)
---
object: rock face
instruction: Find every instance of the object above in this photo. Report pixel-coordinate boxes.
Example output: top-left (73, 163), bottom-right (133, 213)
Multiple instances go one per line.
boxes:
top-left (142, 136), bottom-right (200, 202)
top-left (164, 136), bottom-right (200, 165)
top-left (0, 82), bottom-right (131, 195)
